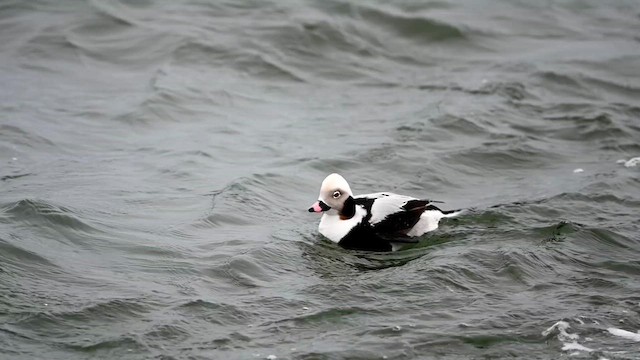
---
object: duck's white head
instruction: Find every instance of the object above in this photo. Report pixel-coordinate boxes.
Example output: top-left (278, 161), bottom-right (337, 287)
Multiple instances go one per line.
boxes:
top-left (308, 173), bottom-right (354, 214)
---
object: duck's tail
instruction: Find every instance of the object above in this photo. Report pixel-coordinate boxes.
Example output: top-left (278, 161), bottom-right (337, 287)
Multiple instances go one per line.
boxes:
top-left (440, 208), bottom-right (465, 218)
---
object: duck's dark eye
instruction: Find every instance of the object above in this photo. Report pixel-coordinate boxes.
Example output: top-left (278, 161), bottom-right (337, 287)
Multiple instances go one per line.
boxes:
top-left (332, 190), bottom-right (341, 199)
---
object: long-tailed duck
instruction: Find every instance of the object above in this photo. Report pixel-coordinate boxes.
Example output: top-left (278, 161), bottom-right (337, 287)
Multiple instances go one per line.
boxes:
top-left (308, 173), bottom-right (462, 251)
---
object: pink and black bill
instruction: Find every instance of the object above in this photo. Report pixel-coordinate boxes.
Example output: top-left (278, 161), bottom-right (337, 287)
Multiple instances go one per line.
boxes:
top-left (308, 200), bottom-right (331, 213)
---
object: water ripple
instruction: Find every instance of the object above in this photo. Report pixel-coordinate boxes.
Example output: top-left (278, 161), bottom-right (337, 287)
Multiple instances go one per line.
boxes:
top-left (1, 199), bottom-right (101, 235)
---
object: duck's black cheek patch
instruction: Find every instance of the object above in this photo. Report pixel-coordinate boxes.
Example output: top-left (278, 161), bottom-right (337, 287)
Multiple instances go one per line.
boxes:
top-left (340, 196), bottom-right (356, 219)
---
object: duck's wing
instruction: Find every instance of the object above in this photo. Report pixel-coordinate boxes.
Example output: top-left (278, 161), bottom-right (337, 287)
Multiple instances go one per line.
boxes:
top-left (354, 193), bottom-right (444, 234)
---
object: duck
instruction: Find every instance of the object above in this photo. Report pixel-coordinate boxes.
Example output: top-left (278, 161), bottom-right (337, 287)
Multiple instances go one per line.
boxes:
top-left (308, 173), bottom-right (461, 251)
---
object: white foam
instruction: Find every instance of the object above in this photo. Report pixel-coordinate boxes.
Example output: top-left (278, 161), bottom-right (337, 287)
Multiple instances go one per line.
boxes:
top-left (607, 327), bottom-right (640, 341)
top-left (543, 321), bottom-right (596, 353)
top-left (573, 168), bottom-right (584, 173)
top-left (542, 321), bottom-right (578, 340)
top-left (562, 341), bottom-right (594, 352)
top-left (624, 157), bottom-right (640, 167)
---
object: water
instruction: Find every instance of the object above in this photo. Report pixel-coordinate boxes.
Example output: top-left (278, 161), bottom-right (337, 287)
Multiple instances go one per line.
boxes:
top-left (1, 0), bottom-right (640, 359)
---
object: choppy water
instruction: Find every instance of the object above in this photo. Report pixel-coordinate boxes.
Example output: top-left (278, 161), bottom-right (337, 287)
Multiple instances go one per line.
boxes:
top-left (1, 0), bottom-right (640, 359)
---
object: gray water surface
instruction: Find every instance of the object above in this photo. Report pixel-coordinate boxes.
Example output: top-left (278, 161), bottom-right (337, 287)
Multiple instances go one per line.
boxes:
top-left (1, 1), bottom-right (640, 359)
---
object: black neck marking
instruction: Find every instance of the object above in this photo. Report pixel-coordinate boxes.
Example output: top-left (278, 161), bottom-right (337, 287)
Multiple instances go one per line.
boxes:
top-left (340, 196), bottom-right (356, 219)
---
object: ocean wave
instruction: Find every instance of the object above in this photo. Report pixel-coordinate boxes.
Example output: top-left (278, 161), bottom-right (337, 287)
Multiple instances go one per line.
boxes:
top-left (0, 124), bottom-right (56, 149)
top-left (445, 143), bottom-right (562, 170)
top-left (1, 199), bottom-right (100, 235)
top-left (192, 173), bottom-right (306, 229)
top-left (13, 298), bottom-right (151, 328)
top-left (1, 199), bottom-right (101, 235)
top-left (174, 299), bottom-right (253, 325)
top-left (344, 4), bottom-right (466, 42)
top-left (0, 237), bottom-right (57, 269)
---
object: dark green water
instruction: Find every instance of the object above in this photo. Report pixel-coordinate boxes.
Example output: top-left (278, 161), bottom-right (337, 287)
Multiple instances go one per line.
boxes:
top-left (1, 1), bottom-right (640, 359)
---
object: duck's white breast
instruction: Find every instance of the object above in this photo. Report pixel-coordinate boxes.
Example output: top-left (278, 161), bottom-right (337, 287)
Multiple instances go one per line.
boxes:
top-left (318, 206), bottom-right (367, 243)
